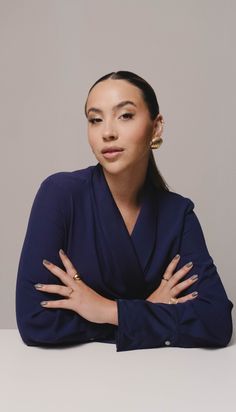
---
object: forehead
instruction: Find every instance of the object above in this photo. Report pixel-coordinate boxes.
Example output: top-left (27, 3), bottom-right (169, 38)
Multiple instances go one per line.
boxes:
top-left (86, 79), bottom-right (145, 110)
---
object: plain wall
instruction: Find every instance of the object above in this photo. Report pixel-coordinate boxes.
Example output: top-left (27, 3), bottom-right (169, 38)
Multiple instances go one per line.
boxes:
top-left (0, 0), bottom-right (235, 330)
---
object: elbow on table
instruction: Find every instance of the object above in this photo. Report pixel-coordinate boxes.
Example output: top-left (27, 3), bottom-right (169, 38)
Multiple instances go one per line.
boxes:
top-left (16, 310), bottom-right (67, 347)
top-left (16, 315), bottom-right (50, 347)
top-left (217, 313), bottom-right (234, 348)
top-left (179, 297), bottom-right (234, 349)
top-left (16, 318), bottom-right (42, 347)
top-left (16, 309), bottom-right (101, 348)
top-left (207, 298), bottom-right (234, 348)
top-left (16, 319), bottom-right (73, 348)
top-left (214, 327), bottom-right (233, 348)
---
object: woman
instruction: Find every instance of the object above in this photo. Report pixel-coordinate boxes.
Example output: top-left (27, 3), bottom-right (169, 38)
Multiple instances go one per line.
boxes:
top-left (15, 70), bottom-right (234, 352)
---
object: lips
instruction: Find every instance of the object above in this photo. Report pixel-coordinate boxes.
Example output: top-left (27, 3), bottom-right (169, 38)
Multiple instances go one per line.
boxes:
top-left (101, 147), bottom-right (124, 154)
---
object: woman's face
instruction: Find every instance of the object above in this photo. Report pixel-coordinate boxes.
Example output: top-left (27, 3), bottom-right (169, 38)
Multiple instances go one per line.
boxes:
top-left (85, 79), bottom-right (163, 175)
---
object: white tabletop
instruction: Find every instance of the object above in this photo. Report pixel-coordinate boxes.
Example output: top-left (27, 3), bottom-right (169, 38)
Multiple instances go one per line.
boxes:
top-left (0, 329), bottom-right (235, 411)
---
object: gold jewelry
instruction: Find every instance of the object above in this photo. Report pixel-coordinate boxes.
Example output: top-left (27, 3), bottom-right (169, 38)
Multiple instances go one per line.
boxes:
top-left (162, 276), bottom-right (169, 282)
top-left (150, 118), bottom-right (164, 149)
top-left (73, 271), bottom-right (81, 281)
top-left (150, 137), bottom-right (163, 150)
top-left (168, 297), bottom-right (179, 304)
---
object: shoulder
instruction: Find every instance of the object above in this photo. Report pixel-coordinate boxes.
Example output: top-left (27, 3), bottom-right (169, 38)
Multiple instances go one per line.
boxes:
top-left (39, 165), bottom-right (96, 195)
top-left (157, 189), bottom-right (195, 216)
top-left (164, 190), bottom-right (194, 208)
top-left (154, 189), bottom-right (197, 236)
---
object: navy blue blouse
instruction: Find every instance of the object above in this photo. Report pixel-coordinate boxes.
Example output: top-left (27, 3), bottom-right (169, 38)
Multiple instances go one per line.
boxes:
top-left (15, 162), bottom-right (234, 351)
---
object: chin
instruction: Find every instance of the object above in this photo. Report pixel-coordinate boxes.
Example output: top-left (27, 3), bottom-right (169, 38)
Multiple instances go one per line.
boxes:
top-left (102, 161), bottom-right (136, 178)
top-left (101, 163), bottom-right (124, 175)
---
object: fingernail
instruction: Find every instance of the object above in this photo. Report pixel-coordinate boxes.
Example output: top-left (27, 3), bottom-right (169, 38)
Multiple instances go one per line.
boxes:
top-left (192, 291), bottom-right (198, 297)
top-left (174, 254), bottom-right (180, 260)
top-left (43, 259), bottom-right (51, 265)
top-left (34, 283), bottom-right (43, 288)
top-left (190, 274), bottom-right (198, 281)
top-left (186, 261), bottom-right (193, 267)
top-left (40, 301), bottom-right (48, 306)
top-left (59, 249), bottom-right (65, 255)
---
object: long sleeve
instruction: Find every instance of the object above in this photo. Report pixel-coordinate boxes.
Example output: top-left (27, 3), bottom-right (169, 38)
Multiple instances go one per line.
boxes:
top-left (115, 199), bottom-right (234, 352)
top-left (15, 176), bottom-right (115, 347)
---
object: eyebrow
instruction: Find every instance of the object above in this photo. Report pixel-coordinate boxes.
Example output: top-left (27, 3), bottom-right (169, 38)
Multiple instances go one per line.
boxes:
top-left (87, 100), bottom-right (137, 116)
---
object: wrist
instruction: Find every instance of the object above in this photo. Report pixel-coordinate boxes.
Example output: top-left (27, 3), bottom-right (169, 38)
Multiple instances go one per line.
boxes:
top-left (104, 299), bottom-right (118, 325)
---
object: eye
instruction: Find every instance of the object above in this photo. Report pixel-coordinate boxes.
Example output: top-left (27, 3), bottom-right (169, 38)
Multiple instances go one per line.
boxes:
top-left (120, 113), bottom-right (134, 120)
top-left (88, 113), bottom-right (134, 125)
top-left (88, 118), bottom-right (102, 124)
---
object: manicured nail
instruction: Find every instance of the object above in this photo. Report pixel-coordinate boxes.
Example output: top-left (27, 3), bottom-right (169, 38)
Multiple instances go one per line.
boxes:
top-left (186, 261), bottom-right (193, 267)
top-left (174, 254), bottom-right (180, 260)
top-left (190, 274), bottom-right (198, 281)
top-left (192, 291), bottom-right (198, 297)
top-left (34, 283), bottom-right (43, 288)
top-left (59, 249), bottom-right (65, 255)
top-left (43, 259), bottom-right (51, 265)
top-left (40, 301), bottom-right (48, 306)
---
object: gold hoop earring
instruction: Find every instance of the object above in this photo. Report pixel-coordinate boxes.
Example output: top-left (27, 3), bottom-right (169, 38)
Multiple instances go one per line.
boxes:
top-left (150, 137), bottom-right (163, 150)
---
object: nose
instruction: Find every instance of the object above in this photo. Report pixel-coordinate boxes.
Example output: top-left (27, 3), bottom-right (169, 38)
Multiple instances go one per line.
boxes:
top-left (102, 121), bottom-right (118, 141)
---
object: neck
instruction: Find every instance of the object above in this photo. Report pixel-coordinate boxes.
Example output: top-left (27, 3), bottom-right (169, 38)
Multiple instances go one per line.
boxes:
top-left (102, 156), bottom-right (150, 208)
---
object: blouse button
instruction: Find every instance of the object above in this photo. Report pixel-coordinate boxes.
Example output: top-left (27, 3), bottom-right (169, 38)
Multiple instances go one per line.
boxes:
top-left (165, 340), bottom-right (171, 346)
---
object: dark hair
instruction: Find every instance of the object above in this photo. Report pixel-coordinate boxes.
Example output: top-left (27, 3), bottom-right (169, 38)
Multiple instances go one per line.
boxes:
top-left (84, 70), bottom-right (170, 191)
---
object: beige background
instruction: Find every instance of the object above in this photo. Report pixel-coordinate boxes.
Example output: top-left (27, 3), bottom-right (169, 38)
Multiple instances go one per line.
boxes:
top-left (0, 0), bottom-right (235, 331)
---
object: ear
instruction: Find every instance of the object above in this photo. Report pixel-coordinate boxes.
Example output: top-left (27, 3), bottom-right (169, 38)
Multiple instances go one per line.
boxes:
top-left (152, 114), bottom-right (164, 137)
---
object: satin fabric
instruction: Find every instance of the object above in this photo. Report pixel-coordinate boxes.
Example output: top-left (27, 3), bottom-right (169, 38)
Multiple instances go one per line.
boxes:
top-left (15, 162), bottom-right (234, 351)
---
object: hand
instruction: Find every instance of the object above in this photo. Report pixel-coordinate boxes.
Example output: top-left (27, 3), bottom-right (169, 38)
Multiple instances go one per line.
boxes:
top-left (146, 254), bottom-right (198, 304)
top-left (34, 249), bottom-right (112, 324)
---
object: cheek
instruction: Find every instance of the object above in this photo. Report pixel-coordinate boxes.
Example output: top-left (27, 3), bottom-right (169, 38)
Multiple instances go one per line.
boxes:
top-left (88, 132), bottom-right (97, 148)
top-left (128, 118), bottom-right (151, 137)
top-left (127, 125), bottom-right (151, 147)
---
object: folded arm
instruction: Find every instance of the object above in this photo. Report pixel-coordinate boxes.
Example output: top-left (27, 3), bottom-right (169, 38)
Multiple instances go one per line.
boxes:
top-left (15, 177), bottom-right (115, 346)
top-left (114, 200), bottom-right (234, 352)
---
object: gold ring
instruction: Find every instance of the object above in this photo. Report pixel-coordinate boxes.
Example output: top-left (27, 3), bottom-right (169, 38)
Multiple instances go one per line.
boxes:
top-left (162, 277), bottom-right (169, 282)
top-left (168, 297), bottom-right (179, 304)
top-left (73, 271), bottom-right (81, 281)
